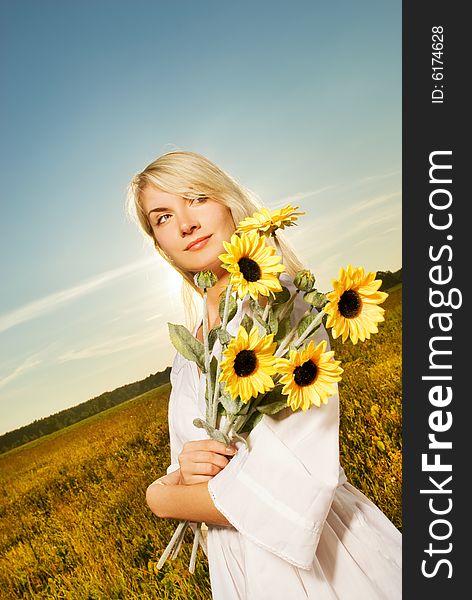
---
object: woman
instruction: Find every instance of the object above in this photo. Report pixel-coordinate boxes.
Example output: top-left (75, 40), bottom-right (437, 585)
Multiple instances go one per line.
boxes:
top-left (127, 151), bottom-right (402, 599)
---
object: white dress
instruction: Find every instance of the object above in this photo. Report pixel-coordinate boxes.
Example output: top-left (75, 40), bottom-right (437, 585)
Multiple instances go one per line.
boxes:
top-left (165, 275), bottom-right (402, 599)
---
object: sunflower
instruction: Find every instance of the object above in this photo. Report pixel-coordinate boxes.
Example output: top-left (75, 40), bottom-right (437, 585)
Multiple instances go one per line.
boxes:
top-left (236, 205), bottom-right (305, 236)
top-left (218, 232), bottom-right (285, 300)
top-left (219, 325), bottom-right (277, 403)
top-left (324, 265), bottom-right (388, 344)
top-left (276, 340), bottom-right (343, 411)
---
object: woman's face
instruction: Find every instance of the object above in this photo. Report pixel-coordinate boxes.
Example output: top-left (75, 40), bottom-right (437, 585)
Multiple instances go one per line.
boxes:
top-left (141, 186), bottom-right (236, 276)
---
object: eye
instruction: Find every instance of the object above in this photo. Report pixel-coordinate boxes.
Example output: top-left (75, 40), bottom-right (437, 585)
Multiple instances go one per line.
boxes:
top-left (156, 214), bottom-right (171, 225)
top-left (191, 196), bottom-right (208, 205)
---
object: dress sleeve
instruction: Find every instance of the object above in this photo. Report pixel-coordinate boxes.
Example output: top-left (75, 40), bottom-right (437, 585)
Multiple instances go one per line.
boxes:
top-left (207, 280), bottom-right (340, 570)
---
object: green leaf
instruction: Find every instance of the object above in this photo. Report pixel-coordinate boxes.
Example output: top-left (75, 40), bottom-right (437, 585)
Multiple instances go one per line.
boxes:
top-left (256, 386), bottom-right (290, 415)
top-left (303, 290), bottom-right (327, 309)
top-left (274, 316), bottom-right (291, 343)
top-left (257, 385), bottom-right (284, 406)
top-left (268, 308), bottom-right (278, 337)
top-left (272, 286), bottom-right (291, 305)
top-left (208, 327), bottom-right (218, 353)
top-left (220, 392), bottom-right (243, 415)
top-left (205, 357), bottom-right (219, 403)
top-left (210, 355), bottom-right (218, 380)
top-left (249, 298), bottom-right (269, 332)
top-left (238, 410), bottom-right (264, 434)
top-left (219, 291), bottom-right (237, 322)
top-left (296, 313), bottom-right (318, 339)
top-left (272, 292), bottom-right (296, 322)
top-left (216, 326), bottom-right (232, 346)
top-left (168, 323), bottom-right (205, 372)
top-left (249, 296), bottom-right (264, 318)
top-left (240, 314), bottom-right (254, 335)
top-left (237, 400), bottom-right (251, 415)
top-left (193, 418), bottom-right (230, 444)
top-left (257, 400), bottom-right (289, 415)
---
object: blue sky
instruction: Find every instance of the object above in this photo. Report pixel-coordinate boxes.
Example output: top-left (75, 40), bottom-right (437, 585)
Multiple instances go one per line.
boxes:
top-left (0, 0), bottom-right (401, 435)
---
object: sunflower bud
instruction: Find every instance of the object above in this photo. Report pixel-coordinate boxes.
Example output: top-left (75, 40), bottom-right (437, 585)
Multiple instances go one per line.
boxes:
top-left (303, 290), bottom-right (327, 309)
top-left (194, 270), bottom-right (217, 289)
top-left (293, 270), bottom-right (316, 292)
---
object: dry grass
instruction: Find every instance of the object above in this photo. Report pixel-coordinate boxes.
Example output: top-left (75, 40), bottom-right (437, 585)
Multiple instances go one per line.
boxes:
top-left (0, 389), bottom-right (212, 599)
top-left (0, 287), bottom-right (401, 598)
top-left (334, 286), bottom-right (402, 529)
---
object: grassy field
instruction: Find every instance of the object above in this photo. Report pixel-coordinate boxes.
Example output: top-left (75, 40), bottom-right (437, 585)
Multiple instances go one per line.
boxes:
top-left (0, 287), bottom-right (401, 599)
top-left (333, 286), bottom-right (402, 528)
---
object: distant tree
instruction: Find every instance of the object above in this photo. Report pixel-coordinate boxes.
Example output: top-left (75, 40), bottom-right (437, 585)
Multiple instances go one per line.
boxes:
top-left (377, 268), bottom-right (402, 291)
top-left (0, 366), bottom-right (171, 454)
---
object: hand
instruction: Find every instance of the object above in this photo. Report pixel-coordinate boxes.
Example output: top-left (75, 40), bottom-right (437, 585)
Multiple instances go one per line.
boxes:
top-left (178, 439), bottom-right (237, 485)
top-left (153, 468), bottom-right (181, 486)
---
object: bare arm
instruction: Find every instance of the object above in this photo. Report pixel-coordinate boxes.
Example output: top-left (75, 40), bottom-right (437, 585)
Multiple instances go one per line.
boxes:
top-left (146, 477), bottom-right (232, 527)
top-left (146, 439), bottom-right (237, 527)
top-left (149, 468), bottom-right (182, 486)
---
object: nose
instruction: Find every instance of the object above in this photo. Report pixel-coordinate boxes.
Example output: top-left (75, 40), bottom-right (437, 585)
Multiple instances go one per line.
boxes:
top-left (178, 207), bottom-right (200, 236)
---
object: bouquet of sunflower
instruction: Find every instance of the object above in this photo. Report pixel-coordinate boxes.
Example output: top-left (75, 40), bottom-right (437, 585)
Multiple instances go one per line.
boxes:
top-left (155, 205), bottom-right (388, 573)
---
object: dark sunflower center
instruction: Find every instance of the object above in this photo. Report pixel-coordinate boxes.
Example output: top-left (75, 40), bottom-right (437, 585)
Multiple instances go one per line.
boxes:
top-left (293, 360), bottom-right (318, 387)
top-left (234, 350), bottom-right (257, 377)
top-left (238, 257), bottom-right (261, 282)
top-left (338, 289), bottom-right (362, 318)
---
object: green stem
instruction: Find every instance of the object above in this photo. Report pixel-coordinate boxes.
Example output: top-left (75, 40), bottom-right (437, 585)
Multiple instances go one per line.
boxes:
top-left (211, 284), bottom-right (233, 428)
top-left (202, 290), bottom-right (213, 424)
top-left (240, 406), bottom-right (258, 429)
top-left (222, 283), bottom-right (233, 327)
top-left (277, 290), bottom-right (298, 322)
top-left (262, 300), bottom-right (270, 322)
top-left (188, 523), bottom-right (201, 573)
top-left (170, 521), bottom-right (188, 559)
top-left (293, 310), bottom-right (325, 350)
top-left (156, 520), bottom-right (188, 569)
top-left (233, 413), bottom-right (247, 432)
top-left (275, 306), bottom-right (313, 357)
top-left (232, 388), bottom-right (273, 433)
top-left (222, 413), bottom-right (237, 436)
top-left (275, 310), bottom-right (325, 359)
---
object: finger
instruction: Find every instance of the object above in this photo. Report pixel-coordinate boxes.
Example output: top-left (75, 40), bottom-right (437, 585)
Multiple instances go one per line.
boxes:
top-left (182, 474), bottom-right (213, 485)
top-left (189, 451), bottom-right (231, 469)
top-left (179, 451), bottom-right (228, 472)
top-left (181, 459), bottom-right (223, 477)
top-left (191, 462), bottom-right (224, 477)
top-left (185, 439), bottom-right (237, 455)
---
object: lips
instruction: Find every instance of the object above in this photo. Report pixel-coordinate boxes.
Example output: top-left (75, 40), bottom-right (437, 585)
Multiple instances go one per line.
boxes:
top-left (185, 235), bottom-right (212, 251)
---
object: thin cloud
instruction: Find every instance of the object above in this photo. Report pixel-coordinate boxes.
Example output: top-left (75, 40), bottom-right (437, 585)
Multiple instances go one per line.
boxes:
top-left (287, 188), bottom-right (400, 244)
top-left (56, 327), bottom-right (165, 363)
top-left (0, 354), bottom-right (42, 389)
top-left (146, 313), bottom-right (163, 321)
top-left (359, 170), bottom-right (401, 183)
top-left (107, 295), bottom-right (164, 324)
top-left (294, 203), bottom-right (401, 265)
top-left (347, 192), bottom-right (400, 215)
top-left (271, 185), bottom-right (338, 207)
top-left (0, 256), bottom-right (157, 335)
top-left (352, 226), bottom-right (400, 248)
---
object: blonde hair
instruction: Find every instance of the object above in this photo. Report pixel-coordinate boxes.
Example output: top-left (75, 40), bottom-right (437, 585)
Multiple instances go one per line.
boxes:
top-left (126, 151), bottom-right (304, 327)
